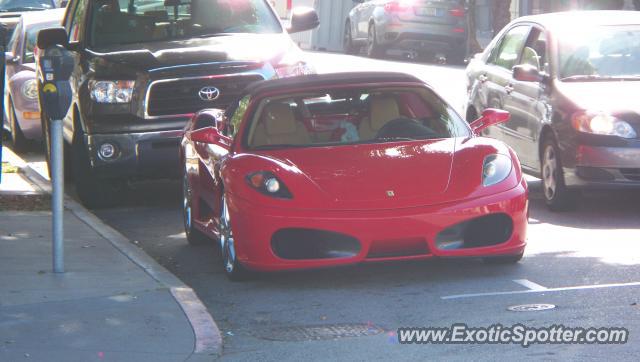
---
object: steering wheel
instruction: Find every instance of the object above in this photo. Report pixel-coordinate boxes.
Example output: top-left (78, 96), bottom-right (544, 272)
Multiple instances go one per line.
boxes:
top-left (375, 117), bottom-right (436, 140)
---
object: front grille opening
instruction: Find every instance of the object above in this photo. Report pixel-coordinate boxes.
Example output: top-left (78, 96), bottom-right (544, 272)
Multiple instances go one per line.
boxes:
top-left (147, 74), bottom-right (264, 117)
top-left (271, 229), bottom-right (361, 260)
top-left (366, 238), bottom-right (429, 259)
top-left (435, 214), bottom-right (513, 250)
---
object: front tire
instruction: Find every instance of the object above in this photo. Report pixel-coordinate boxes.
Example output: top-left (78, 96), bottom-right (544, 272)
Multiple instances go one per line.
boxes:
top-left (541, 137), bottom-right (577, 211)
top-left (8, 99), bottom-right (29, 152)
top-left (220, 195), bottom-right (251, 281)
top-left (182, 169), bottom-right (208, 245)
top-left (367, 24), bottom-right (385, 58)
top-left (343, 21), bottom-right (358, 55)
top-left (71, 131), bottom-right (125, 209)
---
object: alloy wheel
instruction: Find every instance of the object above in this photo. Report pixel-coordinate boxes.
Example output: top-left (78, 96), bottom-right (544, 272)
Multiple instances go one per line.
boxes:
top-left (182, 172), bottom-right (193, 234)
top-left (542, 145), bottom-right (558, 201)
top-left (220, 196), bottom-right (237, 274)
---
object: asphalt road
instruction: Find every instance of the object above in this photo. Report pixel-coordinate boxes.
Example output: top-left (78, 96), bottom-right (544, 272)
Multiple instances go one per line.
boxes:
top-left (13, 52), bottom-right (640, 361)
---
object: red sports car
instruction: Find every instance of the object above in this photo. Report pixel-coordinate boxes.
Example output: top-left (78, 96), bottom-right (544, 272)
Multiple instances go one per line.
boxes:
top-left (180, 72), bottom-right (528, 280)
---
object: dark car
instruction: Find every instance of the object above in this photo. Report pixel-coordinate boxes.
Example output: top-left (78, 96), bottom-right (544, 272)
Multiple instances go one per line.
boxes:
top-left (464, 11), bottom-right (640, 211)
top-left (3, 8), bottom-right (64, 151)
top-left (344, 0), bottom-right (467, 63)
top-left (36, 0), bottom-right (319, 208)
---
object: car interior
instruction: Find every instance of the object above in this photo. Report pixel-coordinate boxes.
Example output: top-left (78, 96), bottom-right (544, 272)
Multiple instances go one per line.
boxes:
top-left (89, 0), bottom-right (280, 47)
top-left (248, 89), bottom-right (457, 149)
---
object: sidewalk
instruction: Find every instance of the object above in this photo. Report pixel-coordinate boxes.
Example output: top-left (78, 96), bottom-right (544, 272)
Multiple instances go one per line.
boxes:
top-left (0, 147), bottom-right (221, 361)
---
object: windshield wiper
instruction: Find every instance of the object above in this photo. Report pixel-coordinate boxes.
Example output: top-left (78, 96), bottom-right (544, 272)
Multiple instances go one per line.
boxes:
top-left (0, 6), bottom-right (47, 12)
top-left (253, 144), bottom-right (305, 150)
top-left (196, 32), bottom-right (231, 38)
top-left (375, 137), bottom-right (418, 142)
top-left (560, 74), bottom-right (630, 82)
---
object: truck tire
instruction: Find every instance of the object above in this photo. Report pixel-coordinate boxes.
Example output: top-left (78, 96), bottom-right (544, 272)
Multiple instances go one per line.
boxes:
top-left (71, 133), bottom-right (124, 209)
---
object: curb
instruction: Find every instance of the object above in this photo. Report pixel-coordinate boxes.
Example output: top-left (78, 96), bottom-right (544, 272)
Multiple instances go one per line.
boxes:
top-left (13, 151), bottom-right (223, 357)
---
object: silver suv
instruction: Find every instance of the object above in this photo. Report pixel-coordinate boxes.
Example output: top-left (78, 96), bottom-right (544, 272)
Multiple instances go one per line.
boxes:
top-left (344, 0), bottom-right (468, 63)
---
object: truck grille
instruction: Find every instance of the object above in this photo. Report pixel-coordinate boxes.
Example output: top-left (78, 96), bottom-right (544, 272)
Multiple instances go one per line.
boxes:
top-left (146, 74), bottom-right (264, 117)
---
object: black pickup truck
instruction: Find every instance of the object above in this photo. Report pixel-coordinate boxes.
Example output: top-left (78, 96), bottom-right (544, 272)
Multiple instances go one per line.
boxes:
top-left (37, 0), bottom-right (318, 207)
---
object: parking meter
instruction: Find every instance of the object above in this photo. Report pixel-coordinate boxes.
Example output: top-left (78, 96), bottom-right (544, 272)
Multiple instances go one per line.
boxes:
top-left (37, 44), bottom-right (73, 273)
top-left (38, 45), bottom-right (74, 120)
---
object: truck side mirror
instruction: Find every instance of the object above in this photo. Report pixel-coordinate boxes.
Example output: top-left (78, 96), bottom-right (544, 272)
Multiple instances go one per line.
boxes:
top-left (288, 7), bottom-right (319, 33)
top-left (37, 27), bottom-right (68, 50)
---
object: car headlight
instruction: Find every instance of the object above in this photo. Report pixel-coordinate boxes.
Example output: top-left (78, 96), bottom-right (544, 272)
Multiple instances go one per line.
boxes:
top-left (89, 80), bottom-right (135, 104)
top-left (246, 171), bottom-right (292, 199)
top-left (21, 79), bottom-right (38, 100)
top-left (482, 154), bottom-right (512, 187)
top-left (572, 112), bottom-right (637, 139)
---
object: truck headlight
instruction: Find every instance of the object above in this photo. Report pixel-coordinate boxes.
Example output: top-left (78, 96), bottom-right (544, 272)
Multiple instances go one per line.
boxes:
top-left (572, 112), bottom-right (637, 139)
top-left (89, 80), bottom-right (135, 104)
top-left (482, 154), bottom-right (512, 187)
top-left (22, 79), bottom-right (38, 100)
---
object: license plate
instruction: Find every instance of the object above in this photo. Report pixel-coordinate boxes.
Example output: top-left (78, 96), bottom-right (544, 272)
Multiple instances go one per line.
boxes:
top-left (415, 7), bottom-right (443, 17)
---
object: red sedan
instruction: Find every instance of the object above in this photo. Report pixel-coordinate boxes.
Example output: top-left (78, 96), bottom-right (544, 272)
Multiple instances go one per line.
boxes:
top-left (180, 72), bottom-right (528, 280)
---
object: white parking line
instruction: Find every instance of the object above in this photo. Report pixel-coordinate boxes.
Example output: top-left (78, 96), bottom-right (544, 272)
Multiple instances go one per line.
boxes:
top-left (442, 281), bottom-right (640, 300)
top-left (513, 279), bottom-right (548, 291)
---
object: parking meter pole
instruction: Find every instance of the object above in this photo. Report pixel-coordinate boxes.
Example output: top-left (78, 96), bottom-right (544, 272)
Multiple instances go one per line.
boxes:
top-left (37, 39), bottom-right (74, 274)
top-left (51, 118), bottom-right (64, 273)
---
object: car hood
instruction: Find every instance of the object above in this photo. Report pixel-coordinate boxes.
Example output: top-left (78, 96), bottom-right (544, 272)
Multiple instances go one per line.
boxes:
top-left (555, 80), bottom-right (640, 113)
top-left (264, 139), bottom-right (455, 206)
top-left (88, 33), bottom-right (298, 75)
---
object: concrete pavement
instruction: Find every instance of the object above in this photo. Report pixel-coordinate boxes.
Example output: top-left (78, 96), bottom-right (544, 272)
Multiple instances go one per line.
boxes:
top-left (0, 147), bottom-right (221, 361)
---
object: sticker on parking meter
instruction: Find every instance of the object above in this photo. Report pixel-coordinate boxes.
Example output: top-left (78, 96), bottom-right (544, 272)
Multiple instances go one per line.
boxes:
top-left (43, 83), bottom-right (58, 93)
top-left (46, 73), bottom-right (54, 81)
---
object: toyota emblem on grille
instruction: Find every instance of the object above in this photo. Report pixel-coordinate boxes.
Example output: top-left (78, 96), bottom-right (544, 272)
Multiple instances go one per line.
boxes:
top-left (199, 86), bottom-right (220, 101)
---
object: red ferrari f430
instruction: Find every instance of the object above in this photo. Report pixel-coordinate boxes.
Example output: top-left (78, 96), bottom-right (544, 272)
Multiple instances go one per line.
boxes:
top-left (180, 73), bottom-right (528, 280)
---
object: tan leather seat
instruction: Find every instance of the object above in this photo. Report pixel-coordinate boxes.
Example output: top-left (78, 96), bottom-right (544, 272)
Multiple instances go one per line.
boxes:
top-left (359, 95), bottom-right (401, 140)
top-left (251, 103), bottom-right (311, 147)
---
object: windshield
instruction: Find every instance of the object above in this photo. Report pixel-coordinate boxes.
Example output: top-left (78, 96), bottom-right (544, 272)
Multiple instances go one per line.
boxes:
top-left (89, 0), bottom-right (282, 47)
top-left (23, 21), bottom-right (59, 63)
top-left (245, 87), bottom-right (467, 150)
top-left (558, 25), bottom-right (640, 80)
top-left (0, 0), bottom-right (53, 11)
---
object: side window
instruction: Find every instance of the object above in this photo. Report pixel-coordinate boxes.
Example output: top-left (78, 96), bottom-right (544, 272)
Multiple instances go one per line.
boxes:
top-left (7, 22), bottom-right (21, 55)
top-left (68, 0), bottom-right (88, 43)
top-left (228, 96), bottom-right (251, 138)
top-left (490, 25), bottom-right (531, 70)
top-left (520, 28), bottom-right (548, 73)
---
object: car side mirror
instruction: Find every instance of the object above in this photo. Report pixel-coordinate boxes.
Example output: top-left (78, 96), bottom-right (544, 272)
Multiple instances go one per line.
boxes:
top-left (192, 108), bottom-right (226, 130)
top-left (288, 7), bottom-right (319, 34)
top-left (5, 52), bottom-right (19, 64)
top-left (37, 27), bottom-right (69, 50)
top-left (190, 126), bottom-right (232, 149)
top-left (470, 109), bottom-right (510, 135)
top-left (513, 64), bottom-right (545, 83)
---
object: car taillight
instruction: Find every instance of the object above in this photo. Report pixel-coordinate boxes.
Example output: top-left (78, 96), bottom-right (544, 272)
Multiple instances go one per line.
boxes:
top-left (449, 7), bottom-right (465, 17)
top-left (384, 0), bottom-right (413, 12)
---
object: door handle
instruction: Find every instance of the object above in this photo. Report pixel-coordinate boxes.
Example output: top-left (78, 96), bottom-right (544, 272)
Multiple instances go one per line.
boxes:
top-left (505, 84), bottom-right (514, 94)
top-left (478, 74), bottom-right (488, 83)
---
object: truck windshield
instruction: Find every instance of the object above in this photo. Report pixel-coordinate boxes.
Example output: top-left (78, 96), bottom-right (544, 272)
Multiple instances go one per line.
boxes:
top-left (0, 0), bottom-right (53, 12)
top-left (89, 0), bottom-right (282, 47)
